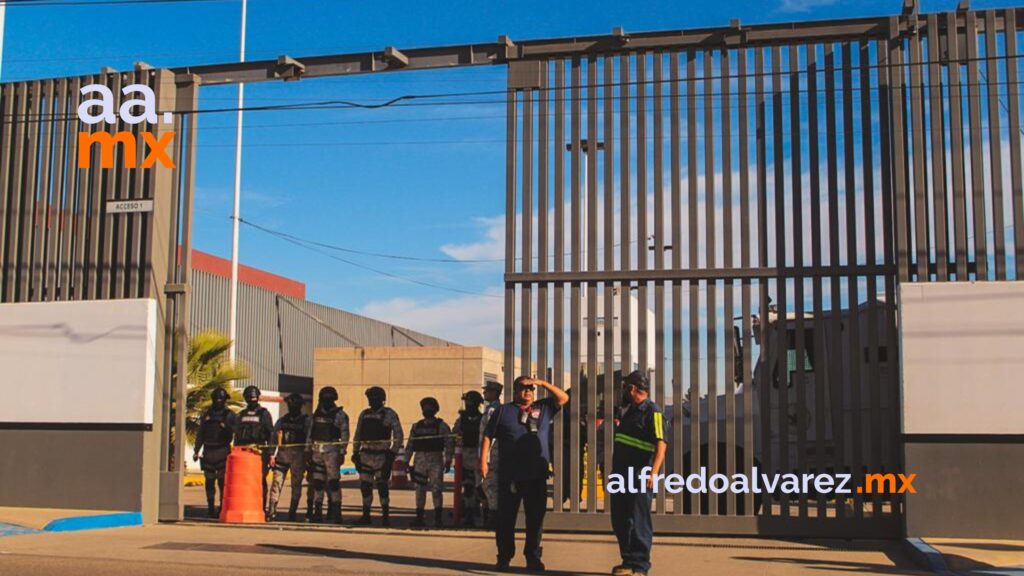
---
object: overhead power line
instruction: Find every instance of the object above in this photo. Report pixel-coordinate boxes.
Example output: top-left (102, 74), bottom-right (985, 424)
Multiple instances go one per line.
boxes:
top-left (0, 0), bottom-right (232, 7)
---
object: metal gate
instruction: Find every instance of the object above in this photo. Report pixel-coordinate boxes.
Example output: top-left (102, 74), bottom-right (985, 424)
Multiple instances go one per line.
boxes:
top-left (503, 5), bottom-right (1024, 536)
top-left (0, 68), bottom-right (200, 518)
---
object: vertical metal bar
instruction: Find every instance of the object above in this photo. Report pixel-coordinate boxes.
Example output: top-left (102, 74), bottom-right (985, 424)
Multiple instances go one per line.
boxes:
top-left (908, 28), bottom-right (929, 282)
top-left (861, 40), bottom-right (883, 518)
top-left (98, 72), bottom-right (123, 300)
top-left (33, 80), bottom-right (55, 302)
top-left (966, 10), bottom-right (989, 280)
top-left (890, 33), bottom-right (912, 282)
top-left (586, 55), bottom-right (599, 514)
top-left (602, 55), bottom-right (615, 514)
top-left (947, 11), bottom-right (969, 280)
top-left (115, 72), bottom-right (136, 299)
top-left (553, 58), bottom-right (565, 511)
top-left (61, 77), bottom-right (80, 301)
top-left (771, 45), bottom-right (789, 518)
top-left (927, 15), bottom-right (950, 281)
top-left (85, 74), bottom-right (110, 299)
top-left (538, 60), bottom-right (550, 488)
top-left (721, 46), bottom-right (736, 518)
top-left (619, 52), bottom-right (632, 398)
top-left (0, 84), bottom-right (14, 301)
top-left (652, 51), bottom-right (670, 514)
top-left (522, 86), bottom-right (534, 381)
top-left (703, 48), bottom-right (719, 517)
top-left (789, 45), bottom-right (807, 520)
top-left (738, 47), bottom-right (755, 517)
top-left (842, 42), bottom-right (864, 519)
top-left (685, 49), bottom-right (700, 516)
top-left (503, 84), bottom-right (517, 394)
top-left (128, 71), bottom-right (147, 298)
top-left (1005, 9), bottom-right (1024, 279)
top-left (73, 76), bottom-right (97, 301)
top-left (20, 81), bottom-right (43, 302)
top-left (755, 47), bottom-right (771, 519)
top-left (825, 42), bottom-right (847, 519)
top-left (807, 44), bottom-right (827, 518)
top-left (570, 56), bottom-right (582, 513)
top-left (985, 10), bottom-right (1006, 280)
top-left (46, 79), bottom-right (68, 302)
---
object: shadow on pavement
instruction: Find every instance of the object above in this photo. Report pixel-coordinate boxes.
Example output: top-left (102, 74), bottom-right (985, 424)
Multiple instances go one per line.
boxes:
top-left (731, 554), bottom-right (930, 575)
top-left (257, 543), bottom-right (608, 575)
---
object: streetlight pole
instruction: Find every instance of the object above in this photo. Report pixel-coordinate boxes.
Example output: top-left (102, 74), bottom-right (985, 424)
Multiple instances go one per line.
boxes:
top-left (229, 0), bottom-right (247, 361)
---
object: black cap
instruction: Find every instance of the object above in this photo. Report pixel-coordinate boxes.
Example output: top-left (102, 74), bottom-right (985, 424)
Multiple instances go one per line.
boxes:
top-left (623, 370), bottom-right (650, 392)
top-left (482, 381), bottom-right (503, 392)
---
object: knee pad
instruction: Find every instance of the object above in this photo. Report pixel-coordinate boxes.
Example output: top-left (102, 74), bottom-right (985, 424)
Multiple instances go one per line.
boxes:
top-left (312, 479), bottom-right (326, 492)
top-left (377, 483), bottom-right (390, 498)
top-left (327, 479), bottom-right (341, 492)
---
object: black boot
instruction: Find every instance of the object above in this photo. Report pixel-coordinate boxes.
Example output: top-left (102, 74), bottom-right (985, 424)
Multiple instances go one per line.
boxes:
top-left (410, 508), bottom-right (425, 528)
top-left (434, 508), bottom-right (444, 528)
top-left (327, 502), bottom-right (341, 525)
top-left (267, 502), bottom-right (278, 522)
top-left (381, 504), bottom-right (390, 527)
top-left (287, 503), bottom-right (298, 522)
top-left (354, 506), bottom-right (371, 526)
top-left (305, 500), bottom-right (314, 523)
top-left (207, 501), bottom-right (217, 519)
top-left (312, 501), bottom-right (324, 524)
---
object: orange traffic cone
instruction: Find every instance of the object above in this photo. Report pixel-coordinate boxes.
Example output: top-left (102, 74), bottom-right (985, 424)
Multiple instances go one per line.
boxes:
top-left (219, 447), bottom-right (266, 524)
top-left (390, 448), bottom-right (409, 489)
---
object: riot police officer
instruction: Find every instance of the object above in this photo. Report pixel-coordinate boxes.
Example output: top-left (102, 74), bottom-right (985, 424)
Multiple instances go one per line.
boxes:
top-left (352, 386), bottom-right (403, 526)
top-left (453, 390), bottom-right (484, 527)
top-left (305, 386), bottom-right (350, 524)
top-left (479, 380), bottom-right (503, 528)
top-left (268, 392), bottom-right (309, 522)
top-left (192, 387), bottom-right (237, 518)
top-left (407, 397), bottom-right (454, 528)
top-left (233, 385), bottom-right (275, 507)
top-left (609, 371), bottom-right (666, 576)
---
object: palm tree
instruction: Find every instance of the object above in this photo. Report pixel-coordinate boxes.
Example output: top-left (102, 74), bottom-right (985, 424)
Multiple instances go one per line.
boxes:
top-left (177, 330), bottom-right (248, 448)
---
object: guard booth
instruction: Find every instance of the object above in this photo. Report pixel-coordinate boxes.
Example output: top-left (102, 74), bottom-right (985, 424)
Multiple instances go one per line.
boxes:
top-left (2, 1), bottom-right (1022, 536)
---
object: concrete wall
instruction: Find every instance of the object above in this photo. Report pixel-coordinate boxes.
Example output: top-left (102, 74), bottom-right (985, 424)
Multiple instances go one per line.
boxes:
top-left (0, 300), bottom-right (160, 515)
top-left (314, 347), bottom-right (506, 431)
top-left (899, 281), bottom-right (1024, 538)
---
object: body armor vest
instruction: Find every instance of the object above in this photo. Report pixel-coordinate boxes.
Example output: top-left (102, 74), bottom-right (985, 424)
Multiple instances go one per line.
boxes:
top-left (459, 413), bottom-right (482, 448)
top-left (234, 406), bottom-right (268, 446)
top-left (310, 406), bottom-right (342, 442)
top-left (200, 408), bottom-right (233, 447)
top-left (358, 409), bottom-right (390, 446)
top-left (411, 419), bottom-right (445, 453)
top-left (278, 413), bottom-right (308, 446)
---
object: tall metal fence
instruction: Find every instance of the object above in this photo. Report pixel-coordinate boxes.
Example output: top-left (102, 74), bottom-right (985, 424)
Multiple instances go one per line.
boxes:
top-left (503, 7), bottom-right (1023, 536)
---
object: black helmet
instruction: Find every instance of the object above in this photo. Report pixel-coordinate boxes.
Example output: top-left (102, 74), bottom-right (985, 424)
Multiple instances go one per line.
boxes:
top-left (365, 386), bottom-right (386, 402)
top-left (285, 392), bottom-right (305, 406)
top-left (318, 386), bottom-right (339, 403)
top-left (462, 391), bottom-right (484, 404)
top-left (623, 370), bottom-right (650, 392)
top-left (243, 385), bottom-right (261, 400)
top-left (420, 397), bottom-right (440, 411)
top-left (211, 387), bottom-right (229, 401)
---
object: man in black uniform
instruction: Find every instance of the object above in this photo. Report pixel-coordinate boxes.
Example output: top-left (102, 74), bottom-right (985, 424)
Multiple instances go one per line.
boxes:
top-left (352, 386), bottom-right (403, 526)
top-left (233, 385), bottom-right (275, 508)
top-left (453, 390), bottom-right (484, 527)
top-left (305, 386), bottom-right (350, 524)
top-left (268, 392), bottom-right (309, 522)
top-left (609, 371), bottom-right (666, 576)
top-left (193, 387), bottom-right (237, 518)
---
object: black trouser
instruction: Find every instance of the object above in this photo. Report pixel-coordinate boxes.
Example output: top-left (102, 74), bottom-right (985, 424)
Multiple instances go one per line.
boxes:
top-left (496, 477), bottom-right (547, 563)
top-left (610, 487), bottom-right (654, 573)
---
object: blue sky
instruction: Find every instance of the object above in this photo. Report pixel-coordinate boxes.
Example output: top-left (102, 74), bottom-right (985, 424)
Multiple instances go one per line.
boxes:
top-left (3, 0), bottom-right (1019, 350)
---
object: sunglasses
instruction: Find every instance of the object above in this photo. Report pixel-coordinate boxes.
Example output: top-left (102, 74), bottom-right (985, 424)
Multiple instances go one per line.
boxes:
top-left (518, 385), bottom-right (536, 392)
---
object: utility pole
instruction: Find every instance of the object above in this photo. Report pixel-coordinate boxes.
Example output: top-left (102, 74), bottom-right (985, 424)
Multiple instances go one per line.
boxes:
top-left (228, 0), bottom-right (247, 361)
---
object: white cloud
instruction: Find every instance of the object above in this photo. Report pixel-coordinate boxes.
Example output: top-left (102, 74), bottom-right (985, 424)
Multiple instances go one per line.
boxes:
top-left (360, 290), bottom-right (505, 349)
top-left (440, 216), bottom-right (505, 262)
top-left (778, 0), bottom-right (838, 13)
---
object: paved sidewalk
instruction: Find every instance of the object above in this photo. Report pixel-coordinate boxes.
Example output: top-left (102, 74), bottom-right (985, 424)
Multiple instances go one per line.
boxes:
top-left (0, 521), bottom-right (931, 576)
top-left (926, 538), bottom-right (1024, 576)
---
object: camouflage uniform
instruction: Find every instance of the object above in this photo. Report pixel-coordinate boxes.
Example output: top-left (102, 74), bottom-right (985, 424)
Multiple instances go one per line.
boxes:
top-left (407, 417), bottom-right (454, 512)
top-left (353, 406), bottom-right (403, 520)
top-left (268, 411), bottom-right (309, 520)
top-left (453, 410), bottom-right (484, 524)
top-left (480, 400), bottom-right (502, 515)
top-left (305, 404), bottom-right (350, 522)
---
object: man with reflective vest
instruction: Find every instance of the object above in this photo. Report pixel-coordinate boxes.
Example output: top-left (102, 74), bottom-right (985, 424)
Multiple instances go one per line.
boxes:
top-left (233, 385), bottom-right (275, 508)
top-left (352, 386), bottom-right (403, 526)
top-left (478, 380), bottom-right (503, 529)
top-left (609, 371), bottom-right (666, 576)
top-left (453, 390), bottom-right (484, 527)
top-left (267, 392), bottom-right (309, 522)
top-left (304, 386), bottom-right (349, 524)
top-left (407, 397), bottom-right (454, 528)
top-left (192, 387), bottom-right (237, 518)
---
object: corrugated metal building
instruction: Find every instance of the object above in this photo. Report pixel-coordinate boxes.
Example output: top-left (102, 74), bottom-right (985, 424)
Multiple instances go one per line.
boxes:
top-left (188, 250), bottom-right (455, 393)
